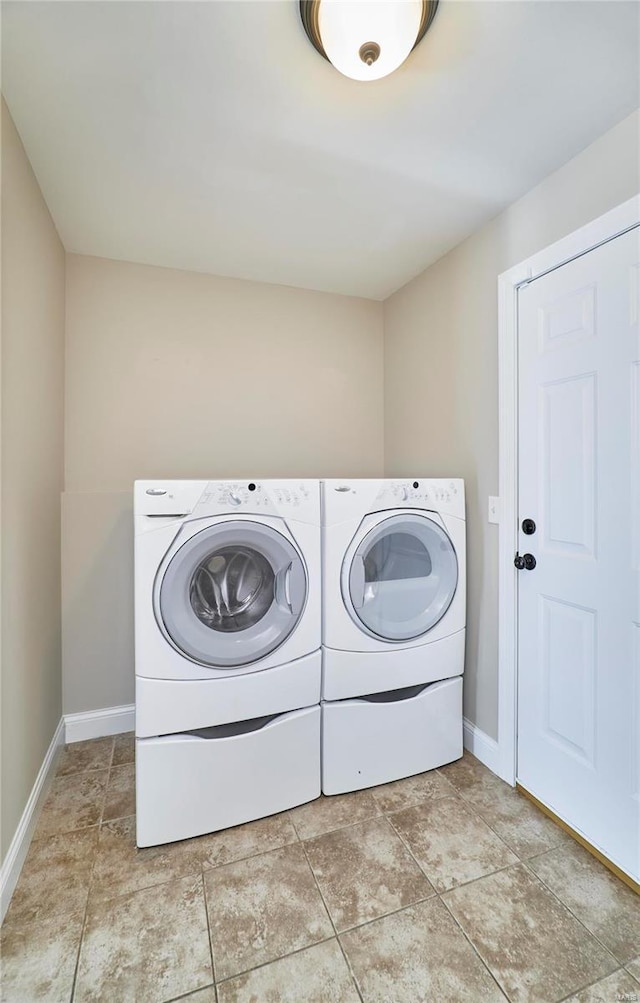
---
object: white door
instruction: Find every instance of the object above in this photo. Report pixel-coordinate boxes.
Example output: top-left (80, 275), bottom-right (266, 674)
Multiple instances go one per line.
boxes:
top-left (517, 226), bottom-right (639, 881)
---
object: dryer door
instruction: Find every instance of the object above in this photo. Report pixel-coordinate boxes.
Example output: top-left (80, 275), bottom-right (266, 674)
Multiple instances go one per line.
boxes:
top-left (345, 514), bottom-right (458, 641)
top-left (157, 521), bottom-right (307, 667)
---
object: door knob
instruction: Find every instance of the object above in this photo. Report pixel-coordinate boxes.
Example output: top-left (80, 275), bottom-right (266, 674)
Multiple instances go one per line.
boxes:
top-left (514, 552), bottom-right (536, 570)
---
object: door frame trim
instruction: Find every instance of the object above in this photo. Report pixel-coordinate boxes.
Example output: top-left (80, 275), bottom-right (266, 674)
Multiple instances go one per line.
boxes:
top-left (496, 194), bottom-right (640, 785)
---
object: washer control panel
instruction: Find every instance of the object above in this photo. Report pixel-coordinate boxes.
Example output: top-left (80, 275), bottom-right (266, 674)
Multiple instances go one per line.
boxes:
top-left (195, 479), bottom-right (318, 523)
top-left (135, 479), bottom-right (319, 523)
top-left (204, 481), bottom-right (312, 510)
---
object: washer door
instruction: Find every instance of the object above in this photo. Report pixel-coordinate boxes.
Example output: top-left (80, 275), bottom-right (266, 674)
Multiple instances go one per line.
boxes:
top-left (158, 521), bottom-right (307, 667)
top-left (345, 514), bottom-right (458, 641)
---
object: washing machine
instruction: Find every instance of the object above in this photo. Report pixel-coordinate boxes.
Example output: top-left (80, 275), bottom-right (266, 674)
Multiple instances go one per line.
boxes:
top-left (321, 478), bottom-right (465, 794)
top-left (134, 479), bottom-right (321, 846)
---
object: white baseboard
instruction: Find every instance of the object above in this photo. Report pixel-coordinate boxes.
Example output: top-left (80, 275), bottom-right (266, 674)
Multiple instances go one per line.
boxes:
top-left (1, 717), bottom-right (65, 922)
top-left (64, 703), bottom-right (135, 743)
top-left (463, 716), bottom-right (501, 777)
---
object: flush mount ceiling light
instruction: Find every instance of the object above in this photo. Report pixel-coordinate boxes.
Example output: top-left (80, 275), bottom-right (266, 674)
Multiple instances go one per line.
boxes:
top-left (300, 0), bottom-right (439, 82)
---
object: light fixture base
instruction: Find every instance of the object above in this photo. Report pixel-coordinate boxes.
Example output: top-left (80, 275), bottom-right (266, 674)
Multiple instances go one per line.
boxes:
top-left (299, 0), bottom-right (439, 66)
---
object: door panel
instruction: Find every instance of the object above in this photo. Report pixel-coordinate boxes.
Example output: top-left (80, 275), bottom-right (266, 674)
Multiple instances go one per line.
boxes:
top-left (517, 226), bottom-right (639, 881)
top-left (539, 595), bottom-right (596, 767)
top-left (538, 283), bottom-right (596, 352)
top-left (541, 374), bottom-right (596, 556)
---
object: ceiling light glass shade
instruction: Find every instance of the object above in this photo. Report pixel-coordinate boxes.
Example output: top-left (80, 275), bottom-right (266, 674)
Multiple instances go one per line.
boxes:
top-left (318, 0), bottom-right (424, 81)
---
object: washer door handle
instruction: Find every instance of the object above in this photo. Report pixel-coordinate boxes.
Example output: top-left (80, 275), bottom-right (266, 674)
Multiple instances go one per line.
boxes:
top-left (351, 555), bottom-right (365, 609)
top-left (275, 563), bottom-right (293, 612)
top-left (288, 560), bottom-right (306, 615)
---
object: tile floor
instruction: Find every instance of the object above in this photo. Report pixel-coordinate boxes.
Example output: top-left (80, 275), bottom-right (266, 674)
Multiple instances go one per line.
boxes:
top-left (1, 736), bottom-right (639, 1003)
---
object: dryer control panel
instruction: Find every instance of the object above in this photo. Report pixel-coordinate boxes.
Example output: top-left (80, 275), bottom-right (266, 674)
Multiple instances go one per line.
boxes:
top-left (377, 480), bottom-right (462, 507)
top-left (322, 479), bottom-right (465, 525)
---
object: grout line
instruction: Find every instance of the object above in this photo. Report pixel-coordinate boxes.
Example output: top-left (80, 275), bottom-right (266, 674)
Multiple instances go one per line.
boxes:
top-left (69, 819), bottom-right (103, 1001)
top-left (213, 934), bottom-right (337, 989)
top-left (298, 837), bottom-right (364, 1003)
top-left (164, 984), bottom-right (216, 1003)
top-left (334, 934), bottom-right (365, 1002)
top-left (457, 778), bottom-right (565, 850)
top-left (69, 898), bottom-right (91, 1002)
top-left (292, 807), bottom-right (383, 843)
top-left (382, 793), bottom-right (524, 896)
top-left (55, 765), bottom-right (113, 778)
top-left (201, 835), bottom-right (300, 875)
top-left (555, 967), bottom-right (631, 1003)
top-left (200, 871), bottom-right (218, 999)
top-left (436, 858), bottom-right (524, 897)
top-left (298, 839), bottom-right (340, 937)
top-left (373, 780), bottom-right (458, 815)
top-left (26, 820), bottom-right (102, 847)
top-left (337, 891), bottom-right (437, 938)
top-left (520, 859), bottom-right (622, 967)
top-left (438, 892), bottom-right (513, 1002)
top-left (437, 777), bottom-right (568, 862)
top-left (382, 809), bottom-right (441, 889)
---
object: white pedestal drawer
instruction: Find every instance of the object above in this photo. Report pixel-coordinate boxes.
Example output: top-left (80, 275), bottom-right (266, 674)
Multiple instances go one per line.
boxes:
top-left (321, 676), bottom-right (462, 795)
top-left (136, 705), bottom-right (320, 847)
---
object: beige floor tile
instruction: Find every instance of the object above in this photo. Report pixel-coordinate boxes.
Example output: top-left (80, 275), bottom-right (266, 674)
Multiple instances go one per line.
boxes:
top-left (75, 874), bottom-right (212, 1003)
top-left (102, 762), bottom-right (136, 822)
top-left (199, 811), bottom-right (298, 870)
top-left (288, 790), bottom-right (380, 840)
top-left (563, 969), bottom-right (640, 1002)
top-left (443, 863), bottom-right (618, 1003)
top-left (340, 896), bottom-right (507, 1003)
top-left (4, 826), bottom-right (98, 926)
top-left (56, 736), bottom-right (114, 776)
top-left (438, 751), bottom-right (503, 795)
top-left (369, 768), bottom-right (456, 813)
top-left (627, 957), bottom-right (640, 982)
top-left (0, 910), bottom-right (84, 1003)
top-left (389, 796), bottom-right (517, 892)
top-left (528, 842), bottom-right (640, 963)
top-left (217, 939), bottom-right (360, 1003)
top-left (90, 815), bottom-right (202, 900)
top-left (170, 989), bottom-right (216, 1003)
top-left (37, 770), bottom-right (108, 837)
top-left (112, 731), bottom-right (135, 766)
top-left (460, 782), bottom-right (570, 858)
top-left (204, 842), bottom-right (333, 981)
top-left (304, 815), bottom-right (434, 931)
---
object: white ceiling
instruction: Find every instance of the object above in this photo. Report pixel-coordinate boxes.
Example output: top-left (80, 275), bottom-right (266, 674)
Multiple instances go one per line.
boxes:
top-left (2, 1), bottom-right (638, 299)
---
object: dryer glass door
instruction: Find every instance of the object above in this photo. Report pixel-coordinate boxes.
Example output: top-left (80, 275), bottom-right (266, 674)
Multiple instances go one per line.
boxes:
top-left (158, 521), bottom-right (307, 667)
top-left (347, 514), bottom-right (458, 641)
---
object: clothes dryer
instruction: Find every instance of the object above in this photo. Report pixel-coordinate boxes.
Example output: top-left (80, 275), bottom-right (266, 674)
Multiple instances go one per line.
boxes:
top-left (321, 478), bottom-right (465, 793)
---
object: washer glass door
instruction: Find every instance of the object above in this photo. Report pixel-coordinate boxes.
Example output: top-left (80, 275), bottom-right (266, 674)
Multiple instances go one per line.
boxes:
top-left (346, 514), bottom-right (458, 641)
top-left (158, 521), bottom-right (307, 666)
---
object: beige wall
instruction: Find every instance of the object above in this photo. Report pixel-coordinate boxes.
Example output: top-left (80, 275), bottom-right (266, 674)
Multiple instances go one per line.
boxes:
top-left (1, 101), bottom-right (65, 861)
top-left (63, 255), bottom-right (383, 712)
top-left (384, 109), bottom-right (640, 740)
